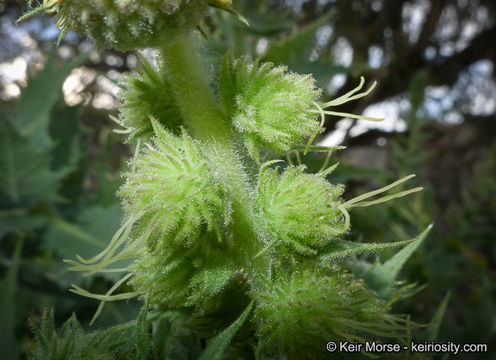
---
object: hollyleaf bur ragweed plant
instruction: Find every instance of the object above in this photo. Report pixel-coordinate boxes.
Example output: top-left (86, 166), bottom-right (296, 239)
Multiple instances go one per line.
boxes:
top-left (22, 1), bottom-right (431, 358)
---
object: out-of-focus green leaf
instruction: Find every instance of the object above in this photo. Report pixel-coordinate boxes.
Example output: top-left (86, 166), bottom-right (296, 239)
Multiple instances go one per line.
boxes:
top-left (49, 105), bottom-right (83, 173)
top-left (326, 162), bottom-right (387, 184)
top-left (0, 208), bottom-right (47, 238)
top-left (16, 51), bottom-right (87, 148)
top-left (0, 117), bottom-right (64, 205)
top-left (237, 11), bottom-right (294, 36)
top-left (289, 61), bottom-right (370, 88)
top-left (409, 70), bottom-right (429, 112)
top-left (262, 14), bottom-right (331, 65)
top-left (424, 291), bottom-right (450, 342)
top-left (153, 312), bottom-right (202, 360)
top-left (29, 309), bottom-right (135, 360)
top-left (199, 301), bottom-right (253, 360)
top-left (0, 238), bottom-right (23, 360)
top-left (257, 11), bottom-right (370, 87)
top-left (45, 204), bottom-right (122, 258)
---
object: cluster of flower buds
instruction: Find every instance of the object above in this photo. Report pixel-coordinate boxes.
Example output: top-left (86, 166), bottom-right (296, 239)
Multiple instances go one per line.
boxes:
top-left (21, 0), bottom-right (211, 49)
top-left (22, 1), bottom-right (424, 355)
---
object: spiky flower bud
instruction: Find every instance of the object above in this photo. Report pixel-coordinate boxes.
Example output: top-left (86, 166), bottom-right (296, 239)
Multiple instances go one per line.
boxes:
top-left (39, 0), bottom-right (209, 50)
top-left (255, 165), bottom-right (346, 256)
top-left (254, 268), bottom-right (408, 359)
top-left (130, 232), bottom-right (237, 309)
top-left (219, 55), bottom-right (321, 157)
top-left (118, 121), bottom-right (235, 308)
top-left (118, 121), bottom-right (230, 245)
top-left (117, 56), bottom-right (183, 141)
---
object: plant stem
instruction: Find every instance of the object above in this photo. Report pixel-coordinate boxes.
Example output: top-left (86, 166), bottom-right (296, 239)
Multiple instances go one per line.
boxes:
top-left (159, 34), bottom-right (266, 275)
top-left (160, 34), bottom-right (228, 142)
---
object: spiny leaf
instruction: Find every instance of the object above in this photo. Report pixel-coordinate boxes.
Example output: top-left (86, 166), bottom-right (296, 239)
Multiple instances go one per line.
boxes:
top-left (319, 237), bottom-right (418, 262)
top-left (30, 308), bottom-right (144, 360)
top-left (134, 304), bottom-right (152, 360)
top-left (117, 56), bottom-right (184, 141)
top-left (256, 165), bottom-right (345, 257)
top-left (19, 0), bottom-right (210, 51)
top-left (262, 14), bottom-right (331, 65)
top-left (254, 268), bottom-right (412, 358)
top-left (200, 301), bottom-right (254, 360)
top-left (0, 117), bottom-right (64, 205)
top-left (378, 224), bottom-right (432, 280)
top-left (16, 51), bottom-right (87, 148)
top-left (119, 122), bottom-right (230, 246)
top-left (366, 225), bottom-right (432, 298)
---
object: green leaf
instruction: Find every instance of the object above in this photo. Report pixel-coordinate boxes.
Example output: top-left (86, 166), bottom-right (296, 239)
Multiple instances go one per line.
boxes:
top-left (238, 11), bottom-right (293, 36)
top-left (16, 51), bottom-right (87, 148)
top-left (286, 61), bottom-right (371, 89)
top-left (188, 265), bottom-right (237, 305)
top-left (409, 70), bottom-right (429, 111)
top-left (318, 237), bottom-right (419, 262)
top-left (260, 13), bottom-right (370, 87)
top-left (377, 224), bottom-right (432, 281)
top-left (200, 301), bottom-right (254, 360)
top-left (0, 117), bottom-right (64, 205)
top-left (0, 208), bottom-right (47, 238)
top-left (366, 225), bottom-right (432, 298)
top-left (424, 291), bottom-right (450, 342)
top-left (29, 309), bottom-right (134, 360)
top-left (153, 312), bottom-right (202, 360)
top-left (134, 305), bottom-right (152, 360)
top-left (218, 50), bottom-right (236, 117)
top-left (262, 14), bottom-right (331, 65)
top-left (48, 105), bottom-right (83, 173)
top-left (0, 238), bottom-right (23, 360)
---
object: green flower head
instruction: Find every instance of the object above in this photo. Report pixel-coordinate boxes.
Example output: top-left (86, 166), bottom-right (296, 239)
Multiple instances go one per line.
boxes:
top-left (116, 56), bottom-right (184, 141)
top-left (118, 120), bottom-right (231, 245)
top-left (219, 55), bottom-right (322, 157)
top-left (117, 121), bottom-right (236, 309)
top-left (23, 0), bottom-right (210, 50)
top-left (255, 165), bottom-right (346, 256)
top-left (254, 267), bottom-right (409, 359)
top-left (130, 231), bottom-right (237, 309)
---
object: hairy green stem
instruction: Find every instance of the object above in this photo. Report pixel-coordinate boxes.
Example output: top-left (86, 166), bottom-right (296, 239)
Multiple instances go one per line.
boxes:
top-left (160, 34), bottom-right (228, 141)
top-left (159, 34), bottom-right (265, 275)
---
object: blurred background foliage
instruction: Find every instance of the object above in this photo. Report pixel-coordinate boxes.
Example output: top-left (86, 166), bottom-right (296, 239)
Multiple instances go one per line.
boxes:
top-left (0, 0), bottom-right (495, 358)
